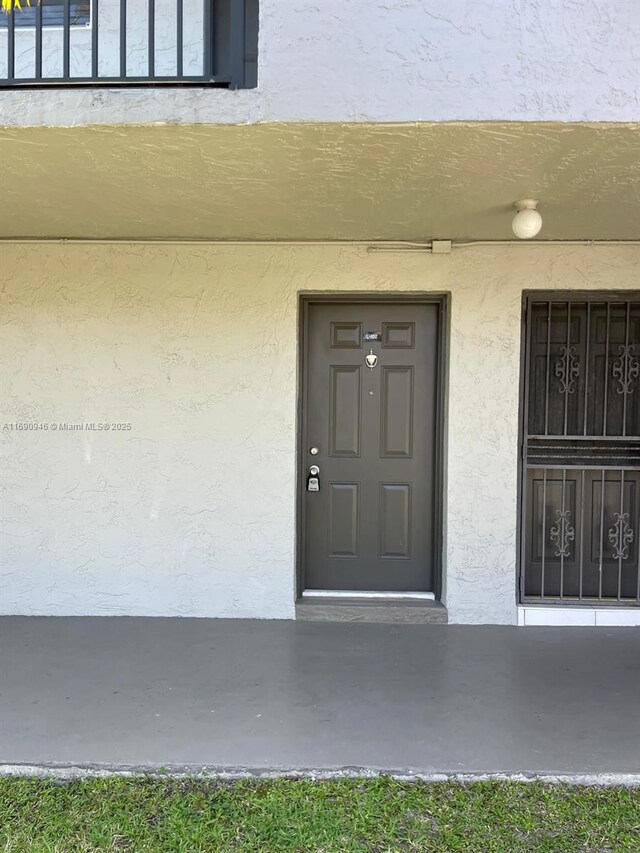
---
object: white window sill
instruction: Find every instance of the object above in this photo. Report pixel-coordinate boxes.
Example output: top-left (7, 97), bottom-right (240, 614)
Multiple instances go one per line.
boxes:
top-left (518, 606), bottom-right (640, 627)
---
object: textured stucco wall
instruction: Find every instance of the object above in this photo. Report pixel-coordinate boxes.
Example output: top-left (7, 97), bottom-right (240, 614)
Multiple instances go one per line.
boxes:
top-left (1, 244), bottom-right (639, 622)
top-left (1, 0), bottom-right (638, 126)
top-left (4, 123), bottom-right (640, 242)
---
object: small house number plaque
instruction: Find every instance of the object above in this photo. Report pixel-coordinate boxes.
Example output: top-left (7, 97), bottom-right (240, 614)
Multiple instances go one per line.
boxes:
top-left (363, 332), bottom-right (382, 342)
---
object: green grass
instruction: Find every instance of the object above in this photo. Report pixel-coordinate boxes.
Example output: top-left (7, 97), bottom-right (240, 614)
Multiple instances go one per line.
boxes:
top-left (1, 777), bottom-right (639, 852)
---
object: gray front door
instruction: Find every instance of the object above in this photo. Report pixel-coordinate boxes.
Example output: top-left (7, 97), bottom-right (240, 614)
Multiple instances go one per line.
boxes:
top-left (301, 300), bottom-right (441, 592)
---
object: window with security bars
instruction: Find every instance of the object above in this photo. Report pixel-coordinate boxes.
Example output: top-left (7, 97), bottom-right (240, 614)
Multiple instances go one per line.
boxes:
top-left (520, 295), bottom-right (640, 604)
top-left (1, 0), bottom-right (257, 87)
top-left (0, 0), bottom-right (90, 27)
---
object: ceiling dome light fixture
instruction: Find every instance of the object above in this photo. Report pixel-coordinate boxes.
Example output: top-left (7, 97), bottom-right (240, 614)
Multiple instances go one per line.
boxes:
top-left (512, 198), bottom-right (542, 239)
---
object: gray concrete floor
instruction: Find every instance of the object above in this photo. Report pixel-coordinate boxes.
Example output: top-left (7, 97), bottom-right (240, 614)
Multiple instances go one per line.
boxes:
top-left (1, 617), bottom-right (640, 776)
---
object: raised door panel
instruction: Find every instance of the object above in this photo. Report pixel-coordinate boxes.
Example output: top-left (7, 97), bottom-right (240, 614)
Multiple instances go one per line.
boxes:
top-left (380, 366), bottom-right (414, 458)
top-left (379, 484), bottom-right (411, 559)
top-left (329, 365), bottom-right (361, 457)
top-left (328, 483), bottom-right (359, 557)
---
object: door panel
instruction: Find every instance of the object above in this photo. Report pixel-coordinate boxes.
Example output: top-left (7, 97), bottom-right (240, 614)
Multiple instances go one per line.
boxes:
top-left (302, 301), bottom-right (440, 592)
top-left (331, 322), bottom-right (362, 348)
top-left (379, 483), bottom-right (411, 559)
top-left (329, 366), bottom-right (361, 456)
top-left (328, 483), bottom-right (359, 557)
top-left (380, 367), bottom-right (414, 457)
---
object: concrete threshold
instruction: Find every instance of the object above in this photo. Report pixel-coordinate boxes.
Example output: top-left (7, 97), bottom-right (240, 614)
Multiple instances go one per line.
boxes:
top-left (296, 597), bottom-right (447, 623)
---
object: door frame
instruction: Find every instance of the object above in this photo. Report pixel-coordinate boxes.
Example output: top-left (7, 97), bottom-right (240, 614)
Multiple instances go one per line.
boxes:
top-left (295, 292), bottom-right (449, 601)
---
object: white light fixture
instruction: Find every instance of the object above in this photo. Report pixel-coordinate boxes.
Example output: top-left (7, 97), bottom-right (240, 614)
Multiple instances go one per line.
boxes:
top-left (512, 198), bottom-right (542, 239)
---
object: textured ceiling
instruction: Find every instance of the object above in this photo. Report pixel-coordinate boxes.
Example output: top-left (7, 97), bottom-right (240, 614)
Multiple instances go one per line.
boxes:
top-left (1, 122), bottom-right (639, 240)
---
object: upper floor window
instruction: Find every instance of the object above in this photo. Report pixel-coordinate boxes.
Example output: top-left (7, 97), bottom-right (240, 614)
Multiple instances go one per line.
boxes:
top-left (1, 0), bottom-right (257, 87)
top-left (0, 0), bottom-right (90, 28)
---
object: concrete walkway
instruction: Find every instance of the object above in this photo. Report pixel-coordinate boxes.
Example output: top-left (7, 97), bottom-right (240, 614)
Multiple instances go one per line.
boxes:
top-left (1, 617), bottom-right (639, 777)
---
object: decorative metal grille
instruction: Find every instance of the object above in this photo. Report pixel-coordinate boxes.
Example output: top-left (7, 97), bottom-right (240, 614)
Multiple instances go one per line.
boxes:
top-left (549, 508), bottom-right (575, 558)
top-left (554, 345), bottom-right (580, 396)
top-left (521, 296), bottom-right (640, 605)
top-left (612, 344), bottom-right (640, 396)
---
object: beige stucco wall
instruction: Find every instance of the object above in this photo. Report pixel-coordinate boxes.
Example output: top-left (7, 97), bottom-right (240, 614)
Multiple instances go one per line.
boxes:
top-left (1, 243), bottom-right (638, 622)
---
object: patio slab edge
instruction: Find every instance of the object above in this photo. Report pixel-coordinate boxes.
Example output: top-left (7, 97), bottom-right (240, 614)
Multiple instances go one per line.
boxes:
top-left (1, 764), bottom-right (640, 787)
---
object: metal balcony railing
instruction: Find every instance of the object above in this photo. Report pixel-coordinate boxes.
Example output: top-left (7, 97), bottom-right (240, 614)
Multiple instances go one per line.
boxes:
top-left (1, 0), bottom-right (257, 88)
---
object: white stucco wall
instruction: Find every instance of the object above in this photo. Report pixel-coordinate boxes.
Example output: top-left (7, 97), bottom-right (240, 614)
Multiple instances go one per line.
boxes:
top-left (1, 0), bottom-right (638, 126)
top-left (1, 243), bottom-right (638, 622)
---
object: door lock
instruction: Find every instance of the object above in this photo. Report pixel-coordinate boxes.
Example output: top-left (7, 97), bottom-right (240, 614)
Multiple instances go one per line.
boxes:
top-left (307, 465), bottom-right (320, 492)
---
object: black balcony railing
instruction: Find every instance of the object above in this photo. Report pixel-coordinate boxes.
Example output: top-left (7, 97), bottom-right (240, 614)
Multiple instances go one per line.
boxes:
top-left (1, 0), bottom-right (257, 88)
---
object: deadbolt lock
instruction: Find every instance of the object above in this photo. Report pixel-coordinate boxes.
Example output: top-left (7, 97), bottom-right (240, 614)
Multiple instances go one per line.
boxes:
top-left (307, 465), bottom-right (320, 492)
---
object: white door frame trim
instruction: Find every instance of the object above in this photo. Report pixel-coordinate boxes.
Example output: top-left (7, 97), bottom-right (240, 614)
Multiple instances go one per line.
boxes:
top-left (302, 590), bottom-right (436, 600)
